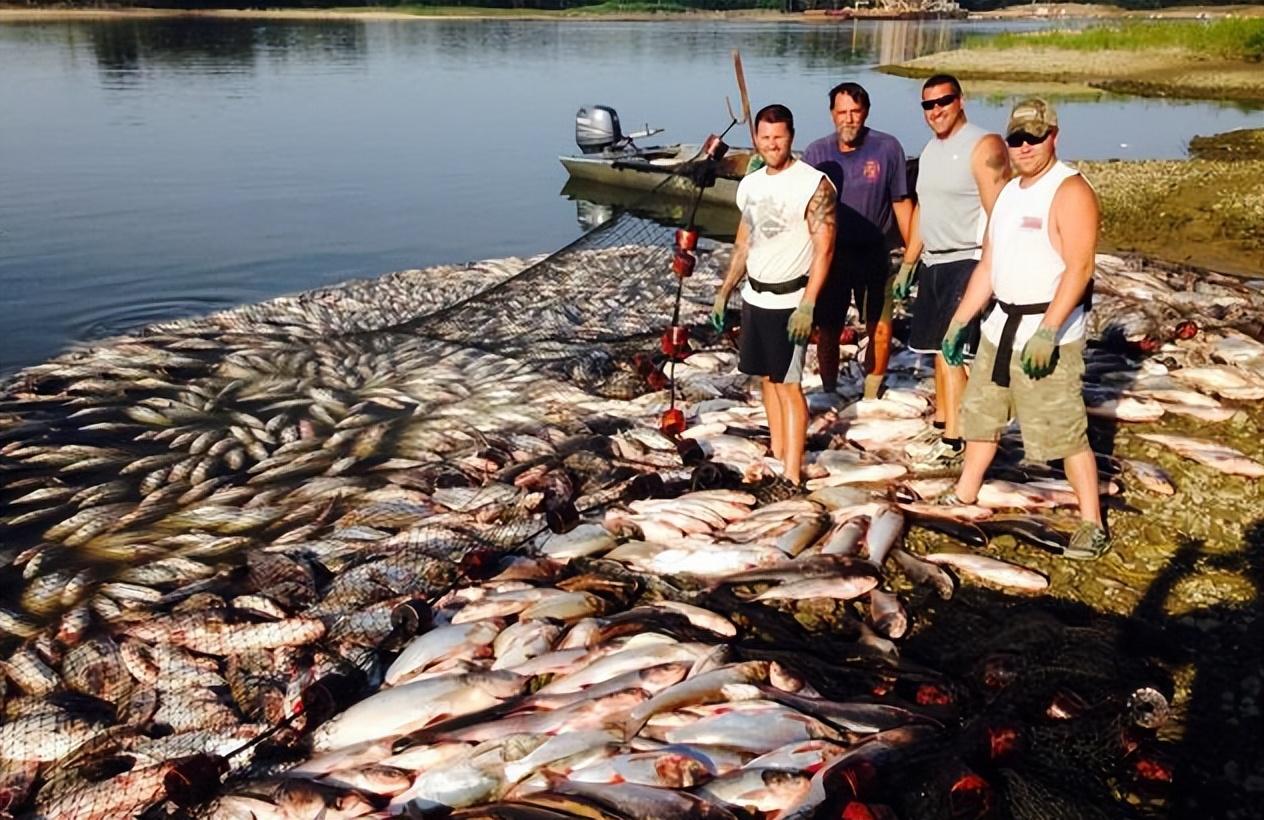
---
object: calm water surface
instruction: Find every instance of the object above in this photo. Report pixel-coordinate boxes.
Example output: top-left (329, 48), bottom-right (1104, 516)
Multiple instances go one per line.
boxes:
top-left (1, 17), bottom-right (1261, 373)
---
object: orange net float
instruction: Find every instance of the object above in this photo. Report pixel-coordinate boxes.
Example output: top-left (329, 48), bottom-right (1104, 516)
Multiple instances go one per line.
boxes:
top-left (660, 325), bottom-right (690, 358)
top-left (659, 408), bottom-right (686, 437)
top-left (675, 228), bottom-right (699, 252)
top-left (672, 250), bottom-right (696, 279)
top-left (947, 770), bottom-right (995, 819)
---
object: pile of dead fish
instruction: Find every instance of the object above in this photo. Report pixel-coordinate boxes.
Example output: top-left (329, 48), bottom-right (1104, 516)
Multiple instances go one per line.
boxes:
top-left (0, 239), bottom-right (1260, 818)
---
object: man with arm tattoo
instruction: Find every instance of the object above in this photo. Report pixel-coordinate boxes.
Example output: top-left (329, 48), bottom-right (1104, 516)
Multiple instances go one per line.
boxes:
top-left (894, 74), bottom-right (1010, 465)
top-left (803, 81), bottom-right (913, 400)
top-left (712, 104), bottom-right (835, 485)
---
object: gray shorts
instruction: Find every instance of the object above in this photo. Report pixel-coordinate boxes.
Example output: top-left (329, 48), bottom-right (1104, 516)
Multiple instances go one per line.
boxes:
top-left (960, 336), bottom-right (1089, 462)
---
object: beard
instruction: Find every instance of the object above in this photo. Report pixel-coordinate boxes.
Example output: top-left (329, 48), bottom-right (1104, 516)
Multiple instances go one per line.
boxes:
top-left (837, 124), bottom-right (863, 146)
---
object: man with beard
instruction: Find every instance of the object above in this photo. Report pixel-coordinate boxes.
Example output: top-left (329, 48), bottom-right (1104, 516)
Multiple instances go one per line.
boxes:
top-left (892, 74), bottom-right (1009, 464)
top-left (803, 82), bottom-right (913, 400)
top-left (940, 98), bottom-right (1107, 559)
top-left (711, 104), bottom-right (836, 486)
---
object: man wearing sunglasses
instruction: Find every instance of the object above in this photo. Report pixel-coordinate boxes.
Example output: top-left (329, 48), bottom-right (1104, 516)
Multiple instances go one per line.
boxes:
top-left (803, 82), bottom-right (913, 400)
top-left (893, 75), bottom-right (1009, 465)
top-left (939, 98), bottom-right (1108, 560)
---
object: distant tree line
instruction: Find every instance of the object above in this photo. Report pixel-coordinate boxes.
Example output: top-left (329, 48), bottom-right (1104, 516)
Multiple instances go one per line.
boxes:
top-left (15, 0), bottom-right (1253, 11)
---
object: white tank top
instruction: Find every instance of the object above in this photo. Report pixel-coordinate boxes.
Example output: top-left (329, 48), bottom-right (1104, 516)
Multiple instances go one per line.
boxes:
top-left (736, 159), bottom-right (832, 310)
top-left (916, 121), bottom-right (988, 265)
top-left (980, 161), bottom-right (1087, 349)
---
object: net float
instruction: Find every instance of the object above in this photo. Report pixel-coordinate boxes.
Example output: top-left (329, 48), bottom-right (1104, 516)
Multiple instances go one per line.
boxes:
top-left (672, 250), bottom-right (696, 278)
top-left (659, 407), bottom-right (686, 437)
top-left (701, 133), bottom-right (729, 160)
top-left (674, 228), bottom-right (698, 252)
top-left (660, 325), bottom-right (690, 357)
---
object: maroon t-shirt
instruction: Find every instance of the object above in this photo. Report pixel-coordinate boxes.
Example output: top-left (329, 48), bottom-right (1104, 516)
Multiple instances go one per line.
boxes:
top-left (803, 127), bottom-right (908, 250)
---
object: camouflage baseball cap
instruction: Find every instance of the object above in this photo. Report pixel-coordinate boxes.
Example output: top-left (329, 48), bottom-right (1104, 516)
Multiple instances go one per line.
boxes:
top-left (1006, 98), bottom-right (1058, 138)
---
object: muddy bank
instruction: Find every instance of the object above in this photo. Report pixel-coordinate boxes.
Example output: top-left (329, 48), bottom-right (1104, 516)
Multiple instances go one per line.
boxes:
top-left (1078, 130), bottom-right (1264, 278)
top-left (882, 46), bottom-right (1264, 103)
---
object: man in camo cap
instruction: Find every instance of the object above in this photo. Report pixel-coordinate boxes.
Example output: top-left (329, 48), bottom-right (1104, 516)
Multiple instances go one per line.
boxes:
top-left (938, 98), bottom-right (1109, 560)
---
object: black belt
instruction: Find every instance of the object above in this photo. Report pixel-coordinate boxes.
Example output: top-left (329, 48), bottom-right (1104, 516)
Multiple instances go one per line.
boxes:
top-left (925, 245), bottom-right (981, 257)
top-left (749, 275), bottom-right (808, 295)
top-left (990, 280), bottom-right (1094, 388)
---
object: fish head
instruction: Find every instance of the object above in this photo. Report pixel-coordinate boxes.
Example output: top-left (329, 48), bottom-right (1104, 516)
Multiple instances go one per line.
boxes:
top-left (769, 661), bottom-right (806, 693)
top-left (641, 662), bottom-right (691, 689)
top-left (501, 732), bottom-right (550, 762)
top-left (654, 752), bottom-right (712, 788)
top-left (469, 670), bottom-right (529, 698)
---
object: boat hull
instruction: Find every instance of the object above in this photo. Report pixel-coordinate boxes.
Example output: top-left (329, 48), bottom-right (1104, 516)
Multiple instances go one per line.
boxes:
top-left (559, 145), bottom-right (744, 209)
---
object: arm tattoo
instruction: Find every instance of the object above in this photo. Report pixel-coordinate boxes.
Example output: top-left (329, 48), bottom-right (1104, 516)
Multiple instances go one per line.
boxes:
top-left (806, 179), bottom-right (836, 235)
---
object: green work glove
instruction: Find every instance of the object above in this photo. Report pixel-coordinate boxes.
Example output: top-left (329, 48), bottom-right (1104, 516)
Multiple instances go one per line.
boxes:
top-left (941, 319), bottom-right (969, 366)
top-left (787, 301), bottom-right (815, 345)
top-left (746, 153), bottom-right (766, 175)
top-left (711, 291), bottom-right (729, 333)
top-left (890, 261), bottom-right (917, 301)
top-left (1021, 325), bottom-right (1058, 379)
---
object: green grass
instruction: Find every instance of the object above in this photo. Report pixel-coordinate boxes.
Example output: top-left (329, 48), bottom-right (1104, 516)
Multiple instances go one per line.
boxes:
top-left (965, 19), bottom-right (1264, 62)
top-left (370, 6), bottom-right (566, 16)
top-left (561, 1), bottom-right (691, 13)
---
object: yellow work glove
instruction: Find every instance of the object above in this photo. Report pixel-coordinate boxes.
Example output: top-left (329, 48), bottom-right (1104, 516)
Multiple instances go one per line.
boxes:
top-left (890, 261), bottom-right (917, 301)
top-left (787, 301), bottom-right (815, 345)
top-left (1020, 325), bottom-right (1058, 379)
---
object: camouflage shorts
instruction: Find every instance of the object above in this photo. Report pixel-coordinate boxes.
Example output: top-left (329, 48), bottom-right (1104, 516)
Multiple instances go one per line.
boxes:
top-left (960, 336), bottom-right (1089, 462)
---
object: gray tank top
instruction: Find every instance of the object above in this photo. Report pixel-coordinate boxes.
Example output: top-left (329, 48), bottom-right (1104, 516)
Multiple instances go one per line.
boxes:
top-left (916, 121), bottom-right (989, 265)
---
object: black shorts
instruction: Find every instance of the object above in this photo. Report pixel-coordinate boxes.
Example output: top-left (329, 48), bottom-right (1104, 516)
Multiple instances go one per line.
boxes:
top-left (908, 258), bottom-right (981, 357)
top-left (739, 302), bottom-right (806, 384)
top-left (814, 244), bottom-right (890, 328)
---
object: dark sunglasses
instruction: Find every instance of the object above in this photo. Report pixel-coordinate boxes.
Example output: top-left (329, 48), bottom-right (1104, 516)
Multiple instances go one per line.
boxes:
top-left (1006, 130), bottom-right (1053, 148)
top-left (920, 93), bottom-right (958, 111)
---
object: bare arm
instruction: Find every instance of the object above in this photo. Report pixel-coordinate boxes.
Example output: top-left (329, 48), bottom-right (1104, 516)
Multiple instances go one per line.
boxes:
top-left (891, 197), bottom-right (914, 248)
top-left (1041, 175), bottom-right (1099, 331)
top-left (971, 134), bottom-right (1010, 217)
top-left (718, 210), bottom-right (753, 299)
top-left (902, 203), bottom-right (923, 265)
top-left (804, 177), bottom-right (837, 302)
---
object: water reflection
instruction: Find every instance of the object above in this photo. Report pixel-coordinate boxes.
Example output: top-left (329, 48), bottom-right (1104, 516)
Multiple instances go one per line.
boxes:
top-left (75, 18), bottom-right (369, 80)
top-left (561, 178), bottom-right (740, 241)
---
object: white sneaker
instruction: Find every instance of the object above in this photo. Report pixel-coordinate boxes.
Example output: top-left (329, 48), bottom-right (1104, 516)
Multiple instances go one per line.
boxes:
top-left (905, 437), bottom-right (963, 466)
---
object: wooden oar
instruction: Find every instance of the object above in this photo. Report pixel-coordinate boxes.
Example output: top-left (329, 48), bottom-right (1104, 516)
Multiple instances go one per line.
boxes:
top-left (733, 49), bottom-right (755, 148)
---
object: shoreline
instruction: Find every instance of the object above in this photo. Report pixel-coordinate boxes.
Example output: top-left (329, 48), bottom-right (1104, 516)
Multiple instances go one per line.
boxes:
top-left (882, 46), bottom-right (1264, 104)
top-left (3, 4), bottom-right (1261, 23)
top-left (1, 7), bottom-right (789, 23)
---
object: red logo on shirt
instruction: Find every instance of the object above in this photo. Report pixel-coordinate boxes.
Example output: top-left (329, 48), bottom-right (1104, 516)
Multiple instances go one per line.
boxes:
top-left (863, 160), bottom-right (880, 181)
top-left (1020, 216), bottom-right (1044, 230)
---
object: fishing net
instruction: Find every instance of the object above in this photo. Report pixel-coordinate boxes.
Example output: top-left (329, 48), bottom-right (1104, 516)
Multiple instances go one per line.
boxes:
top-left (0, 149), bottom-right (1208, 818)
top-left (0, 155), bottom-right (759, 817)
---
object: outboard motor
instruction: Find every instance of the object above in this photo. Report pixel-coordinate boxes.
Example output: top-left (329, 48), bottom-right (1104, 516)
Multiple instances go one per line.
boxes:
top-left (576, 105), bottom-right (622, 155)
top-left (575, 105), bottom-right (664, 155)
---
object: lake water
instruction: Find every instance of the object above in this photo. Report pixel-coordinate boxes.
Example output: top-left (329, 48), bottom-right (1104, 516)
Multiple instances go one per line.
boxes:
top-left (1, 16), bottom-right (1261, 374)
